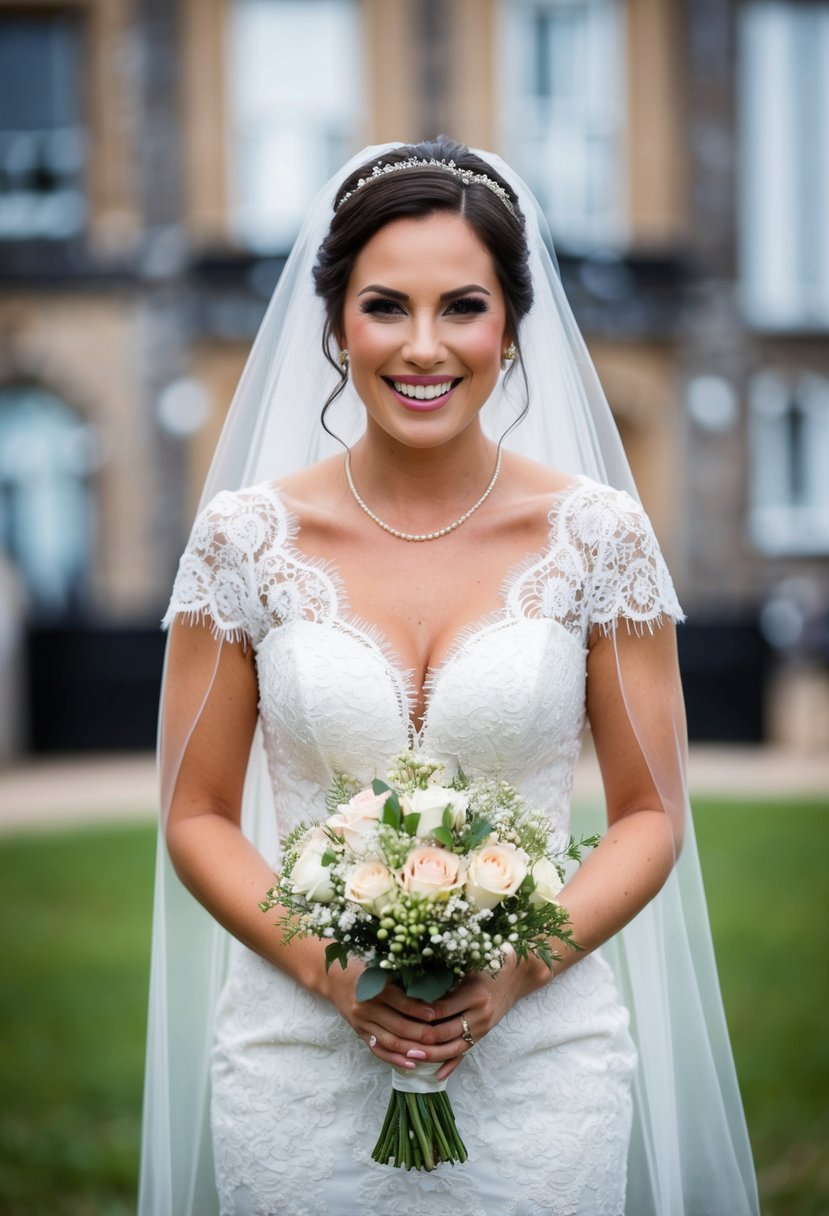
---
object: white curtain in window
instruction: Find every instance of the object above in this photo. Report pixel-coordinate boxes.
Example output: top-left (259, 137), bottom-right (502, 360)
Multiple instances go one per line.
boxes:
top-left (228, 0), bottom-right (363, 250)
top-left (501, 0), bottom-right (625, 247)
top-left (739, 3), bottom-right (829, 328)
top-left (748, 370), bottom-right (829, 553)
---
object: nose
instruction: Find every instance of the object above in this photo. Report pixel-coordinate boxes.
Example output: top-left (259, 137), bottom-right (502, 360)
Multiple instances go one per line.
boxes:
top-left (402, 312), bottom-right (445, 368)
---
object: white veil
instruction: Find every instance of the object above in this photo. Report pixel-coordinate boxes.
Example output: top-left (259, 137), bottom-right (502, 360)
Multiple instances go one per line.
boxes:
top-left (138, 143), bottom-right (758, 1216)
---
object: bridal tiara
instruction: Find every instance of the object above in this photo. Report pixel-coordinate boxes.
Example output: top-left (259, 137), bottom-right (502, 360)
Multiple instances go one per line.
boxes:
top-left (336, 158), bottom-right (517, 217)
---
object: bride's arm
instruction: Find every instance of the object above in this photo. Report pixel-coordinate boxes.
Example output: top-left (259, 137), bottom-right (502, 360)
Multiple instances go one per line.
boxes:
top-left (544, 619), bottom-right (682, 966)
top-left (423, 619), bottom-right (684, 1078)
top-left (162, 616), bottom-right (441, 1071)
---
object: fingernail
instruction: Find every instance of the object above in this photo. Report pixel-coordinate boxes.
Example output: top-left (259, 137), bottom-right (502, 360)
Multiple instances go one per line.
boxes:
top-left (400, 1060), bottom-right (415, 1068)
top-left (406, 1049), bottom-right (427, 1059)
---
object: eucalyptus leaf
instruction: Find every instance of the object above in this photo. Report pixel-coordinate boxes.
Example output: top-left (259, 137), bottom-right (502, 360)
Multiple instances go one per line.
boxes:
top-left (356, 965), bottom-right (388, 1001)
top-left (404, 966), bottom-right (454, 1003)
top-left (432, 826), bottom-right (454, 849)
top-left (403, 812), bottom-right (421, 837)
top-left (466, 817), bottom-right (493, 848)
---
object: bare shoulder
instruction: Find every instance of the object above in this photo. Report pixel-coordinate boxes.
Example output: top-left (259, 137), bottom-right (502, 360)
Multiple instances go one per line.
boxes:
top-left (499, 451), bottom-right (580, 515)
top-left (270, 454), bottom-right (347, 518)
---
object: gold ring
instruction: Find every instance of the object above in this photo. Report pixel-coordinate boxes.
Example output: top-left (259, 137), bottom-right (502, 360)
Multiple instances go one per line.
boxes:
top-left (459, 1014), bottom-right (475, 1049)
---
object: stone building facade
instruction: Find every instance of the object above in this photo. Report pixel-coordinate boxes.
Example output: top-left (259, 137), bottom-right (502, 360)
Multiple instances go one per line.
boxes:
top-left (0, 0), bottom-right (826, 751)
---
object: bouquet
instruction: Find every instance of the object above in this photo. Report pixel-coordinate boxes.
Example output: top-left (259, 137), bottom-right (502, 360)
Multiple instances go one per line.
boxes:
top-left (260, 751), bottom-right (598, 1171)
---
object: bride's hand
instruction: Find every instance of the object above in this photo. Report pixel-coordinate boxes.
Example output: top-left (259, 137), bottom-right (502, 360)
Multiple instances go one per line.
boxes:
top-left (421, 950), bottom-right (553, 1081)
top-left (320, 958), bottom-right (441, 1071)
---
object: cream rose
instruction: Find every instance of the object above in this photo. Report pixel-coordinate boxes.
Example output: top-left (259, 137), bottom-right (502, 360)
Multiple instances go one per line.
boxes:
top-left (397, 846), bottom-right (465, 899)
top-left (465, 842), bottom-right (528, 910)
top-left (528, 857), bottom-right (564, 907)
top-left (402, 787), bottom-right (469, 838)
top-left (326, 788), bottom-right (388, 848)
top-left (291, 835), bottom-right (336, 903)
top-left (345, 861), bottom-right (396, 916)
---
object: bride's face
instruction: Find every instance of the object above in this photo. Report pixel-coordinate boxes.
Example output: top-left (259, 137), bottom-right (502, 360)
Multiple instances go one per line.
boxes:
top-left (340, 212), bottom-right (509, 450)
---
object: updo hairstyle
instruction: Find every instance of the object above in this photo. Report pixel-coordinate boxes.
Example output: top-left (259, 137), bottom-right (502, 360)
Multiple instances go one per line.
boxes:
top-left (312, 136), bottom-right (534, 420)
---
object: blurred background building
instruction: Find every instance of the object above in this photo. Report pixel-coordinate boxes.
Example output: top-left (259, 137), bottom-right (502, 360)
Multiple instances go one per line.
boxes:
top-left (0, 0), bottom-right (827, 755)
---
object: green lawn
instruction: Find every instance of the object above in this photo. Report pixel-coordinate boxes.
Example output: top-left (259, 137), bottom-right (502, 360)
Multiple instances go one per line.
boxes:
top-left (693, 798), bottom-right (829, 1216)
top-left (0, 799), bottom-right (826, 1215)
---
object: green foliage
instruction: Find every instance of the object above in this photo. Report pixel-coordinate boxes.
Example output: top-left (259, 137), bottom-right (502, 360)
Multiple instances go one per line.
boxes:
top-left (401, 965), bottom-right (454, 1003)
top-left (380, 791), bottom-right (401, 829)
top-left (402, 812), bottom-right (421, 837)
top-left (325, 772), bottom-right (360, 815)
top-left (324, 941), bottom-right (349, 973)
top-left (430, 825), bottom-right (454, 849)
top-left (456, 815), bottom-right (493, 852)
top-left (355, 965), bottom-right (387, 1001)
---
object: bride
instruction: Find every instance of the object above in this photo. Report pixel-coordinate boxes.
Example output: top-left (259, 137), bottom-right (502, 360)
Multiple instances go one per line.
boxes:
top-left (139, 138), bottom-right (758, 1216)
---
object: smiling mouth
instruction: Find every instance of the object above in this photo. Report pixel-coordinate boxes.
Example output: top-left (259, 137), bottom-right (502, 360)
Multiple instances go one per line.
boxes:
top-left (384, 377), bottom-right (462, 401)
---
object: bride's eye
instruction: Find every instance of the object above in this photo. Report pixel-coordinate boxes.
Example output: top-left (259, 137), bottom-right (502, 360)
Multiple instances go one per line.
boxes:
top-left (446, 297), bottom-right (489, 316)
top-left (359, 298), bottom-right (404, 317)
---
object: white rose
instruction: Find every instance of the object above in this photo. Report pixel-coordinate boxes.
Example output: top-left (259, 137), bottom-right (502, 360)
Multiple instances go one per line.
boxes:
top-left (528, 857), bottom-right (564, 907)
top-left (291, 839), bottom-right (336, 903)
top-left (345, 861), bottom-right (396, 916)
top-left (397, 846), bottom-right (465, 899)
top-left (402, 787), bottom-right (469, 838)
top-left (465, 842), bottom-right (528, 910)
top-left (326, 788), bottom-right (389, 848)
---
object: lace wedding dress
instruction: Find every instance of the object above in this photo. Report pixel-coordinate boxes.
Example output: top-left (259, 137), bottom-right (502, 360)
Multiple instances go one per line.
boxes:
top-left (164, 473), bottom-right (683, 1216)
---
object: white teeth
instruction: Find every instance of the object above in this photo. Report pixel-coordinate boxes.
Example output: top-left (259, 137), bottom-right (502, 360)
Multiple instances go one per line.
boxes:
top-left (392, 379), bottom-right (454, 400)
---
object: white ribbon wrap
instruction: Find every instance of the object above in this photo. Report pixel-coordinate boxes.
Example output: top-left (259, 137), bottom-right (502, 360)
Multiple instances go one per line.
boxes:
top-left (391, 1062), bottom-right (448, 1094)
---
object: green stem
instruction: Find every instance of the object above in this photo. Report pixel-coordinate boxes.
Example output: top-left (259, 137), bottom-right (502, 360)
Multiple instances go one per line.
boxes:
top-left (396, 1098), bottom-right (409, 1168)
top-left (405, 1093), bottom-right (436, 1171)
top-left (376, 1093), bottom-right (395, 1152)
top-left (437, 1090), bottom-right (468, 1162)
top-left (421, 1093), bottom-right (451, 1162)
top-left (370, 1084), bottom-right (468, 1169)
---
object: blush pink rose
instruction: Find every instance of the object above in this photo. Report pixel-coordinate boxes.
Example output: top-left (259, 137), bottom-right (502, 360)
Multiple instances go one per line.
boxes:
top-left (326, 788), bottom-right (388, 849)
top-left (397, 846), bottom-right (465, 899)
top-left (465, 842), bottom-right (528, 910)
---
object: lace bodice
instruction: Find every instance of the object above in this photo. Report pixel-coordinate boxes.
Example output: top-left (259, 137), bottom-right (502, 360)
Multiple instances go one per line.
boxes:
top-left (164, 476), bottom-right (682, 850)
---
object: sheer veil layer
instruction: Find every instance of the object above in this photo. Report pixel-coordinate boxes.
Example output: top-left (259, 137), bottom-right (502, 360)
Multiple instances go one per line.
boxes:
top-left (138, 144), bottom-right (758, 1216)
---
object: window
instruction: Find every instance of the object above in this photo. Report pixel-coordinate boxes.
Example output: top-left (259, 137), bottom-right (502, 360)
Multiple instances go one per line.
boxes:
top-left (748, 371), bottom-right (829, 554)
top-left (0, 386), bottom-right (97, 614)
top-left (501, 0), bottom-right (626, 247)
top-left (739, 3), bottom-right (829, 328)
top-left (0, 12), bottom-right (86, 240)
top-left (228, 0), bottom-right (363, 250)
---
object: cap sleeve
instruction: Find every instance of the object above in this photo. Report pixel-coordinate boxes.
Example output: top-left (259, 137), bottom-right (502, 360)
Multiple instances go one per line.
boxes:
top-left (162, 486), bottom-right (280, 645)
top-left (586, 485), bottom-right (684, 634)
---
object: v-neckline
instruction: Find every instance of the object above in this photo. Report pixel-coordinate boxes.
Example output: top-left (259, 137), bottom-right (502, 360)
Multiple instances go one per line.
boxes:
top-left (262, 475), bottom-right (590, 741)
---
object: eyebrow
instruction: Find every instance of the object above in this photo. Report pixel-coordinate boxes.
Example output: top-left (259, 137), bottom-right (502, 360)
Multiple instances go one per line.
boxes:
top-left (357, 283), bottom-right (492, 301)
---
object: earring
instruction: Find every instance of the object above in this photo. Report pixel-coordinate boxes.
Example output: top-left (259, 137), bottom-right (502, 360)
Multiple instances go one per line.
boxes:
top-left (338, 349), bottom-right (350, 370)
top-left (502, 343), bottom-right (517, 369)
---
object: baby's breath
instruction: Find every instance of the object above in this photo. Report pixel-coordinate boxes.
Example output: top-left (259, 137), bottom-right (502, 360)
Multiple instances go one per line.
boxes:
top-left (261, 747), bottom-right (598, 998)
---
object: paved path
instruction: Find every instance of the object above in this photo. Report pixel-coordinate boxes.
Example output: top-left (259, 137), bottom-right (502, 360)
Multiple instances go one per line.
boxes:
top-left (0, 746), bottom-right (826, 834)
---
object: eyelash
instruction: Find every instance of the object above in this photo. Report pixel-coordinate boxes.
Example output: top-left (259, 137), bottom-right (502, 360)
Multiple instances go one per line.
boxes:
top-left (358, 297), bottom-right (489, 317)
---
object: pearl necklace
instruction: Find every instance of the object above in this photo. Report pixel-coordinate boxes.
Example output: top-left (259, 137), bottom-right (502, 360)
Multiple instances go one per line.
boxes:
top-left (344, 448), bottom-right (502, 542)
